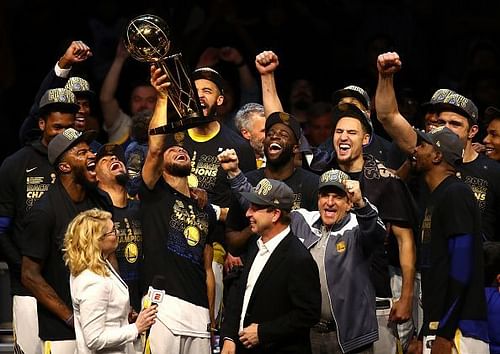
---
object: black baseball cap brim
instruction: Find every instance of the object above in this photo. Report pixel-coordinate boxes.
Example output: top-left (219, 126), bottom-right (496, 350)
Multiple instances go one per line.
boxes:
top-left (96, 143), bottom-right (126, 164)
top-left (414, 128), bottom-right (434, 146)
top-left (265, 112), bottom-right (302, 142)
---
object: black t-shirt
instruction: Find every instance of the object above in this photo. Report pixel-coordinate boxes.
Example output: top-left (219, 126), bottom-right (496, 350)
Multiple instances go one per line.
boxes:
top-left (225, 168), bottom-right (320, 233)
top-left (112, 200), bottom-right (142, 311)
top-left (21, 181), bottom-right (107, 341)
top-left (167, 125), bottom-right (256, 245)
top-left (167, 125), bottom-right (256, 208)
top-left (0, 140), bottom-right (56, 295)
top-left (139, 178), bottom-right (216, 308)
top-left (458, 154), bottom-right (500, 242)
top-left (336, 155), bottom-right (419, 297)
top-left (420, 176), bottom-right (487, 338)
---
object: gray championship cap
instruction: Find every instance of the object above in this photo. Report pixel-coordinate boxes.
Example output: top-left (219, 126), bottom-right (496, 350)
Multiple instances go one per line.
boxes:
top-left (318, 169), bottom-right (350, 194)
top-left (39, 88), bottom-right (80, 113)
top-left (48, 128), bottom-right (97, 165)
top-left (415, 126), bottom-right (464, 167)
top-left (64, 77), bottom-right (94, 97)
top-left (434, 92), bottom-right (478, 124)
top-left (241, 178), bottom-right (294, 211)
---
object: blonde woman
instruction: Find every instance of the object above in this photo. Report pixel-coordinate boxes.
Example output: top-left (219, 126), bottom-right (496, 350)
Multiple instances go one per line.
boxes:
top-left (64, 209), bottom-right (156, 353)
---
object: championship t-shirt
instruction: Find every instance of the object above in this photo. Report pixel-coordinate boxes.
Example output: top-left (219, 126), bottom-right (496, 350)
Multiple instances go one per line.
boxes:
top-left (420, 176), bottom-right (487, 339)
top-left (335, 154), bottom-right (419, 298)
top-left (112, 200), bottom-right (142, 311)
top-left (167, 125), bottom-right (256, 208)
top-left (21, 181), bottom-right (108, 341)
top-left (0, 140), bottom-right (56, 295)
top-left (139, 178), bottom-right (216, 308)
top-left (458, 154), bottom-right (500, 242)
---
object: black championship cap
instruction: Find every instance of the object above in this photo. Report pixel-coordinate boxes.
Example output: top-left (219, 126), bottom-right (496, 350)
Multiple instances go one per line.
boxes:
top-left (434, 92), bottom-right (478, 124)
top-left (318, 169), bottom-right (350, 194)
top-left (95, 143), bottom-right (126, 164)
top-left (265, 112), bottom-right (302, 142)
top-left (421, 88), bottom-right (456, 111)
top-left (332, 102), bottom-right (373, 136)
top-left (241, 178), bottom-right (294, 211)
top-left (415, 126), bottom-right (464, 167)
top-left (332, 85), bottom-right (371, 109)
top-left (39, 88), bottom-right (80, 114)
top-left (192, 67), bottom-right (225, 94)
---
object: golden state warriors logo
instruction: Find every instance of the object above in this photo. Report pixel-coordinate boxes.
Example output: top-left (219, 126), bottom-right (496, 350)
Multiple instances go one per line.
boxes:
top-left (184, 226), bottom-right (200, 246)
top-left (336, 241), bottom-right (346, 253)
top-left (188, 174), bottom-right (199, 188)
top-left (125, 242), bottom-right (138, 263)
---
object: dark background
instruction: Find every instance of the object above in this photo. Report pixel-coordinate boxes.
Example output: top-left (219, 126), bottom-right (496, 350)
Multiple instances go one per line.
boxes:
top-left (1, 0), bottom-right (500, 161)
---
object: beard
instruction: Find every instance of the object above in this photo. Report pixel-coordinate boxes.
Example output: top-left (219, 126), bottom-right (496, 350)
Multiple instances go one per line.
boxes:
top-left (73, 165), bottom-right (97, 190)
top-left (165, 161), bottom-right (191, 177)
top-left (115, 172), bottom-right (129, 186)
top-left (265, 143), bottom-right (294, 168)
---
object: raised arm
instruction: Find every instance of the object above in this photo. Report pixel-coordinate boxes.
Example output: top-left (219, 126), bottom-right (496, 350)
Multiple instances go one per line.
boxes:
top-left (375, 52), bottom-right (417, 154)
top-left (141, 66), bottom-right (170, 189)
top-left (100, 41), bottom-right (130, 130)
top-left (20, 40), bottom-right (93, 144)
top-left (255, 51), bottom-right (284, 116)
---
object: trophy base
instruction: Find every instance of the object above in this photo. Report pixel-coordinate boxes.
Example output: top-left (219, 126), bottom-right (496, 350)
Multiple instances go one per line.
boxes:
top-left (149, 113), bottom-right (213, 134)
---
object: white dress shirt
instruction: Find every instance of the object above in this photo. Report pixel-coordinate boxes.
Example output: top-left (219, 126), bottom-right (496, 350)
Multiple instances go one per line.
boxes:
top-left (239, 226), bottom-right (290, 331)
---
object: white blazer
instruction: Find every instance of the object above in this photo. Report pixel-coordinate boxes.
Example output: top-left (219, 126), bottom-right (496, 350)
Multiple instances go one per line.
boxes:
top-left (70, 260), bottom-right (139, 354)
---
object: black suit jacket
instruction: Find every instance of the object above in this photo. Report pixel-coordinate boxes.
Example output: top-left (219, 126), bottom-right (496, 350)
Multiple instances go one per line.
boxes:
top-left (222, 230), bottom-right (321, 354)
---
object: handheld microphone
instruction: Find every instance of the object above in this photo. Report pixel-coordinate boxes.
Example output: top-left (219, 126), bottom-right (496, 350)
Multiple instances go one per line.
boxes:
top-left (143, 275), bottom-right (166, 354)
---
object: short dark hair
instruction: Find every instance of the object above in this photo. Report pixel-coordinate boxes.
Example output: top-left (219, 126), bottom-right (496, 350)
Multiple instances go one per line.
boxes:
top-left (267, 206), bottom-right (291, 225)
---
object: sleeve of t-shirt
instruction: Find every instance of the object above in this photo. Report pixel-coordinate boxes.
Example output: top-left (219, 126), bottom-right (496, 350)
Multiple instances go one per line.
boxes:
top-left (225, 195), bottom-right (249, 232)
top-left (21, 206), bottom-right (53, 261)
top-left (234, 141), bottom-right (257, 173)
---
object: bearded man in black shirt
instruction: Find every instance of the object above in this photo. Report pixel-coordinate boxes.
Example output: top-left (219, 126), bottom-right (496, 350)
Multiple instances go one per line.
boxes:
top-left (21, 127), bottom-right (105, 353)
top-left (140, 66), bottom-right (216, 354)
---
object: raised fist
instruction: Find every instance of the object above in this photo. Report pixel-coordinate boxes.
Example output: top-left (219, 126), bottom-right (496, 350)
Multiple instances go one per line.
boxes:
top-left (255, 51), bottom-right (279, 75)
top-left (377, 52), bottom-right (402, 77)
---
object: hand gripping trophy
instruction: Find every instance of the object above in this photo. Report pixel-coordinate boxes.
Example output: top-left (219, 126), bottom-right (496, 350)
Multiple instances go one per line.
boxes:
top-left (123, 14), bottom-right (205, 133)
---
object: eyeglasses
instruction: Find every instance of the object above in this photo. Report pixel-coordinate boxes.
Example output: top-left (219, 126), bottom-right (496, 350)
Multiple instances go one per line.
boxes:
top-left (100, 226), bottom-right (118, 239)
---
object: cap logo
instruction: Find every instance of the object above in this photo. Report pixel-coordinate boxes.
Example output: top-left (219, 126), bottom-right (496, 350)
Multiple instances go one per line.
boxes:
top-left (279, 112), bottom-right (290, 123)
top-left (48, 89), bottom-right (70, 103)
top-left (255, 179), bottom-right (273, 196)
top-left (320, 169), bottom-right (348, 184)
top-left (63, 128), bottom-right (81, 141)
